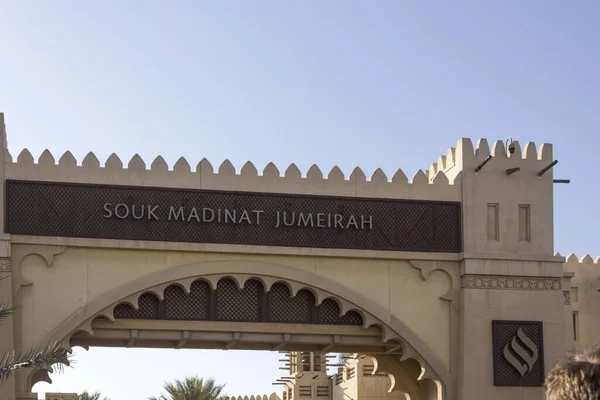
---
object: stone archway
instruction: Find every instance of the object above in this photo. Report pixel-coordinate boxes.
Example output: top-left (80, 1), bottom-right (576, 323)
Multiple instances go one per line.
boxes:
top-left (26, 260), bottom-right (450, 399)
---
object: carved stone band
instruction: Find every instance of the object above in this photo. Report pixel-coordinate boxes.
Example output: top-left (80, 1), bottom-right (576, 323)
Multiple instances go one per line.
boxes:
top-left (0, 258), bottom-right (11, 273)
top-left (461, 274), bottom-right (561, 291)
top-left (563, 291), bottom-right (571, 305)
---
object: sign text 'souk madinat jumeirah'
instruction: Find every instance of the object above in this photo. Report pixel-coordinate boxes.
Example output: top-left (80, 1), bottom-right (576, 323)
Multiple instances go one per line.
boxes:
top-left (5, 180), bottom-right (462, 252)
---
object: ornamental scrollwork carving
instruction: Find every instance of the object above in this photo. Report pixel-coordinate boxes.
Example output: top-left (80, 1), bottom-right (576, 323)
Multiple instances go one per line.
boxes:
top-left (461, 274), bottom-right (561, 291)
top-left (563, 291), bottom-right (571, 305)
top-left (10, 245), bottom-right (67, 288)
top-left (0, 258), bottom-right (11, 272)
top-left (409, 260), bottom-right (460, 310)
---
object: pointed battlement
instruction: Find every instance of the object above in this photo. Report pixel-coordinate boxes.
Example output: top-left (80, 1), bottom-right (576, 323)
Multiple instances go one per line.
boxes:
top-left (226, 394), bottom-right (281, 400)
top-left (3, 118), bottom-right (560, 208)
top-left (8, 148), bottom-right (462, 184)
top-left (434, 138), bottom-right (558, 256)
top-left (431, 138), bottom-right (554, 182)
top-left (5, 148), bottom-right (461, 202)
top-left (561, 253), bottom-right (600, 265)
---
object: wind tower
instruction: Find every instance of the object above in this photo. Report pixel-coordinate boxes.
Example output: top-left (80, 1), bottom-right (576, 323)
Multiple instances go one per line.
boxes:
top-left (275, 352), bottom-right (331, 400)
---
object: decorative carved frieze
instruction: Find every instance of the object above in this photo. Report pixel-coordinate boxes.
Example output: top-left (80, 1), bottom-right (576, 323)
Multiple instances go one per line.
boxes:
top-left (0, 258), bottom-right (11, 272)
top-left (563, 291), bottom-right (571, 305)
top-left (461, 274), bottom-right (561, 291)
top-left (10, 245), bottom-right (66, 287)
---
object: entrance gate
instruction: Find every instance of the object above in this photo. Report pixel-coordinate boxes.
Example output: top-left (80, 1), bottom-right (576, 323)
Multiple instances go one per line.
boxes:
top-left (0, 114), bottom-right (568, 400)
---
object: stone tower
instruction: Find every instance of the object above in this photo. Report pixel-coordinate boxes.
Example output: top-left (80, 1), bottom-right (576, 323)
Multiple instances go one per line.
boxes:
top-left (279, 352), bottom-right (331, 400)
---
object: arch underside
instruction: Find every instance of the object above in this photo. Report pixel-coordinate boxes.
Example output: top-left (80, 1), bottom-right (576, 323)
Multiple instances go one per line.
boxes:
top-left (32, 273), bottom-right (446, 399)
top-left (73, 277), bottom-right (385, 353)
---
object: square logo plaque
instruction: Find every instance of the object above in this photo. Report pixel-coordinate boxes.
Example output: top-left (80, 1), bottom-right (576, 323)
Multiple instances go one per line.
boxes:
top-left (492, 320), bottom-right (545, 386)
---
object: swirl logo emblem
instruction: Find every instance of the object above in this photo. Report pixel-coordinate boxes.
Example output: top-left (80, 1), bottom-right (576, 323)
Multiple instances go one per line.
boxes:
top-left (492, 320), bottom-right (544, 386)
top-left (503, 328), bottom-right (539, 376)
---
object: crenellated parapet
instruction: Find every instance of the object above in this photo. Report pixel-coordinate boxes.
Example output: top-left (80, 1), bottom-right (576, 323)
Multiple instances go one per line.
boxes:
top-left (426, 144), bottom-right (458, 182)
top-left (6, 148), bottom-right (461, 201)
top-left (561, 252), bottom-right (600, 265)
top-left (561, 252), bottom-right (599, 307)
top-left (226, 394), bottom-right (281, 400)
top-left (431, 138), bottom-right (554, 182)
top-left (438, 138), bottom-right (558, 256)
top-left (5, 137), bottom-right (557, 204)
top-left (561, 252), bottom-right (600, 349)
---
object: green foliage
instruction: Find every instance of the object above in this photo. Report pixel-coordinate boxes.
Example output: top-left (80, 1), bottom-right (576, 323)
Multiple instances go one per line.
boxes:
top-left (77, 391), bottom-right (110, 400)
top-left (0, 273), bottom-right (72, 385)
top-left (149, 376), bottom-right (226, 400)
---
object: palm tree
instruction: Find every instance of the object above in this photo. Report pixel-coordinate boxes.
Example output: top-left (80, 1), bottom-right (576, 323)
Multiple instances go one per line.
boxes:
top-left (76, 390), bottom-right (110, 400)
top-left (149, 376), bottom-right (226, 400)
top-left (0, 273), bottom-right (72, 384)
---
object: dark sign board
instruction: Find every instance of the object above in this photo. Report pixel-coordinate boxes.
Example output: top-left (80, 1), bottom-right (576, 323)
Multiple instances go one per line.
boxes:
top-left (5, 180), bottom-right (462, 253)
top-left (492, 320), bottom-right (545, 386)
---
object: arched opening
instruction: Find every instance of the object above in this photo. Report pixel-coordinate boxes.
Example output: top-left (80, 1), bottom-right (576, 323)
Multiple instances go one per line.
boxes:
top-left (25, 264), bottom-right (448, 400)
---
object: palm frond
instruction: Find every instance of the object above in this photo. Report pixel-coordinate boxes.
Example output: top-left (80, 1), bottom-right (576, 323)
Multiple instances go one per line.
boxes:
top-left (77, 390), bottom-right (110, 400)
top-left (151, 375), bottom-right (226, 400)
top-left (0, 302), bottom-right (13, 323)
top-left (0, 272), bottom-right (17, 322)
top-left (0, 341), bottom-right (72, 383)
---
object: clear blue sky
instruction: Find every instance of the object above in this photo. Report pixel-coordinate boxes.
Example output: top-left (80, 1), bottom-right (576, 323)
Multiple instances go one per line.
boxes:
top-left (1, 1), bottom-right (598, 399)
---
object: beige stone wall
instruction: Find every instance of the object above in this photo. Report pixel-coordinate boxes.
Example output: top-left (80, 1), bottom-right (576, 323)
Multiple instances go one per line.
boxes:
top-left (286, 369), bottom-right (331, 400)
top-left (14, 245), bottom-right (455, 370)
top-left (0, 116), bottom-right (15, 399)
top-left (458, 268), bottom-right (565, 399)
top-left (562, 253), bottom-right (600, 350)
top-left (450, 138), bottom-right (555, 256)
top-left (450, 138), bottom-right (565, 400)
top-left (331, 357), bottom-right (407, 400)
top-left (44, 393), bottom-right (76, 400)
top-left (331, 361), bottom-right (357, 400)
